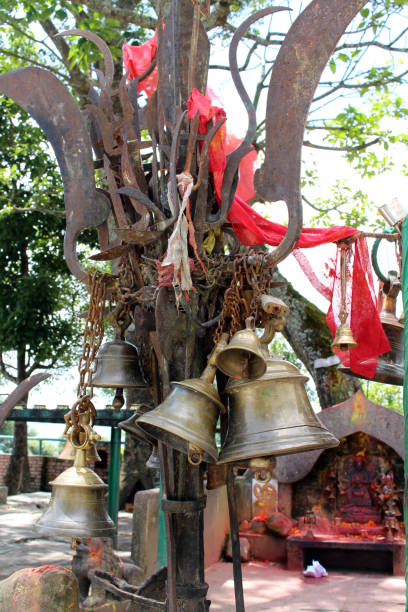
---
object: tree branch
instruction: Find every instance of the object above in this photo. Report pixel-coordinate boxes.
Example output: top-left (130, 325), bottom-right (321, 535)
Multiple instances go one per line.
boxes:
top-left (68, 0), bottom-right (156, 30)
top-left (0, 353), bottom-right (18, 384)
top-left (303, 137), bottom-right (380, 152)
top-left (0, 49), bottom-right (68, 81)
top-left (4, 206), bottom-right (65, 218)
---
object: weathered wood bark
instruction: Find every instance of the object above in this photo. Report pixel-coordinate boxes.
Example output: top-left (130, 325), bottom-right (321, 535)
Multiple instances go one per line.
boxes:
top-left (272, 269), bottom-right (361, 408)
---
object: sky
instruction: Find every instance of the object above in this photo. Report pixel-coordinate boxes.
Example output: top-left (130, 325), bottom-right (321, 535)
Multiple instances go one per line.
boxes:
top-left (1, 1), bottom-right (408, 443)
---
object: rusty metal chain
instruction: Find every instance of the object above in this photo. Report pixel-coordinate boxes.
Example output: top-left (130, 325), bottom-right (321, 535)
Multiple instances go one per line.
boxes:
top-left (214, 252), bottom-right (275, 344)
top-left (77, 270), bottom-right (107, 399)
top-left (107, 255), bottom-right (140, 336)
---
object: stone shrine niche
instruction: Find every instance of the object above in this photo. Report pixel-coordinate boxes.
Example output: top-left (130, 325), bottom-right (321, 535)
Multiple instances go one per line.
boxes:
top-left (292, 432), bottom-right (404, 527)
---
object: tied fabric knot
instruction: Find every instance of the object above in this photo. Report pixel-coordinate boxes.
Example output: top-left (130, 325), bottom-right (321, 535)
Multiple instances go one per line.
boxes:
top-left (162, 172), bottom-right (194, 292)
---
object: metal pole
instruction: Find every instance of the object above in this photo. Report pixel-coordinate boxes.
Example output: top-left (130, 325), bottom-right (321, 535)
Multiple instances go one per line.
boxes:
top-left (38, 439), bottom-right (42, 455)
top-left (157, 474), bottom-right (167, 568)
top-left (226, 465), bottom-right (245, 612)
top-left (108, 426), bottom-right (121, 525)
top-left (401, 216), bottom-right (408, 602)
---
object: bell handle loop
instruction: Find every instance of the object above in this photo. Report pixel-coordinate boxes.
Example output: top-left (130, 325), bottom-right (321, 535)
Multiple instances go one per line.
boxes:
top-left (70, 425), bottom-right (90, 450)
top-left (245, 316), bottom-right (256, 331)
top-left (201, 333), bottom-right (229, 382)
top-left (188, 443), bottom-right (203, 466)
top-left (259, 320), bottom-right (275, 349)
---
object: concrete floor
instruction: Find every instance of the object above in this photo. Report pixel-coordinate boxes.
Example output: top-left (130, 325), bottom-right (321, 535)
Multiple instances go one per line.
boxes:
top-left (0, 493), bottom-right (405, 611)
top-left (207, 561), bottom-right (406, 612)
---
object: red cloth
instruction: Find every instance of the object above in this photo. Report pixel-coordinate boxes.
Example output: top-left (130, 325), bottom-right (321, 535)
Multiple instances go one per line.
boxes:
top-left (119, 39), bottom-right (390, 379)
top-left (123, 31), bottom-right (158, 97)
top-left (186, 88), bottom-right (390, 378)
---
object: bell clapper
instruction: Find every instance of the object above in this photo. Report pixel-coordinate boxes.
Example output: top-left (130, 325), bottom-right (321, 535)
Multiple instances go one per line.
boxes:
top-left (113, 388), bottom-right (125, 411)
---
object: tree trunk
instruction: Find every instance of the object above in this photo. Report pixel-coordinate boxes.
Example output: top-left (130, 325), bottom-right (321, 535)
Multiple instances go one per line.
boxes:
top-left (272, 269), bottom-right (361, 408)
top-left (4, 350), bottom-right (30, 494)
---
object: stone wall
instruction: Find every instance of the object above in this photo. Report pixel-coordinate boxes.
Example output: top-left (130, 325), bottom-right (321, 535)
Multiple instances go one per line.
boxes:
top-left (0, 446), bottom-right (110, 492)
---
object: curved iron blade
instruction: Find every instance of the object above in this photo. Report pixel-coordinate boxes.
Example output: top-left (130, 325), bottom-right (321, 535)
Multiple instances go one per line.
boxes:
top-left (0, 67), bottom-right (111, 281)
top-left (255, 0), bottom-right (369, 267)
top-left (57, 29), bottom-right (115, 92)
top-left (214, 7), bottom-right (289, 228)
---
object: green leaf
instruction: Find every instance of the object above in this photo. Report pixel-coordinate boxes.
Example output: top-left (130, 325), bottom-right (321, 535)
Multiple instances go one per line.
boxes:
top-left (329, 58), bottom-right (336, 74)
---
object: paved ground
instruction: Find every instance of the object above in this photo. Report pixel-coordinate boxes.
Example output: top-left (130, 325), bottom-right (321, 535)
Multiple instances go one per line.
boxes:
top-left (207, 561), bottom-right (406, 612)
top-left (0, 493), bottom-right (405, 611)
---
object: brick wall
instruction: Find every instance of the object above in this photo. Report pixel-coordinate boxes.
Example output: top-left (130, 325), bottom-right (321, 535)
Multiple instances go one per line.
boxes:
top-left (0, 443), bottom-right (110, 492)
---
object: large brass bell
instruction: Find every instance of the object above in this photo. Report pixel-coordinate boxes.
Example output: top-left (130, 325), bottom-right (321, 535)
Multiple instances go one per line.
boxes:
top-left (37, 448), bottom-right (114, 538)
top-left (339, 273), bottom-right (404, 384)
top-left (92, 339), bottom-right (146, 388)
top-left (119, 406), bottom-right (161, 469)
top-left (215, 317), bottom-right (267, 379)
top-left (137, 339), bottom-right (227, 465)
top-left (119, 405), bottom-right (153, 444)
top-left (218, 350), bottom-right (339, 465)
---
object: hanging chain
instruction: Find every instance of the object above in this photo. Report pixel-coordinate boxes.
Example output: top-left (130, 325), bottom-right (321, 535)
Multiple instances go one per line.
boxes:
top-left (107, 255), bottom-right (140, 337)
top-left (338, 244), bottom-right (350, 325)
top-left (77, 270), bottom-right (107, 399)
top-left (214, 252), bottom-right (274, 344)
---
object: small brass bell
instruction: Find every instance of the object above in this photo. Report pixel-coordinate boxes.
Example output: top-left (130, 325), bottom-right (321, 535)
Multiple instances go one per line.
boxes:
top-left (58, 438), bottom-right (75, 461)
top-left (331, 320), bottom-right (358, 352)
top-left (146, 445), bottom-right (161, 469)
top-left (37, 448), bottom-right (114, 538)
top-left (218, 351), bottom-right (339, 465)
top-left (339, 273), bottom-right (404, 384)
top-left (92, 339), bottom-right (147, 388)
top-left (215, 317), bottom-right (267, 380)
top-left (137, 338), bottom-right (227, 465)
top-left (58, 436), bottom-right (101, 463)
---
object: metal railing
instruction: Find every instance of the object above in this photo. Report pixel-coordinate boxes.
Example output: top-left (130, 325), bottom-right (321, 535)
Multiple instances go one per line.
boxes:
top-left (0, 435), bottom-right (124, 456)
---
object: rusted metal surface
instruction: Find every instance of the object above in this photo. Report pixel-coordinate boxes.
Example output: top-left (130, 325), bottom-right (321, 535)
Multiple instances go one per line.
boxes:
top-left (0, 373), bottom-right (50, 428)
top-left (220, 7), bottom-right (289, 228)
top-left (0, 67), bottom-right (111, 281)
top-left (255, 0), bottom-right (369, 267)
top-left (58, 29), bottom-right (115, 91)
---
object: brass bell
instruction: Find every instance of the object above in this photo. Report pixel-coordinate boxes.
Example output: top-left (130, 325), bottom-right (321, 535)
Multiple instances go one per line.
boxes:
top-left (119, 405), bottom-right (154, 444)
top-left (146, 445), bottom-right (161, 469)
top-left (137, 339), bottom-right (227, 465)
top-left (218, 351), bottom-right (339, 465)
top-left (57, 438), bottom-right (75, 461)
top-left (215, 317), bottom-right (267, 380)
top-left (58, 435), bottom-right (101, 463)
top-left (37, 448), bottom-right (114, 538)
top-left (91, 339), bottom-right (147, 388)
top-left (331, 320), bottom-right (358, 352)
top-left (339, 274), bottom-right (404, 384)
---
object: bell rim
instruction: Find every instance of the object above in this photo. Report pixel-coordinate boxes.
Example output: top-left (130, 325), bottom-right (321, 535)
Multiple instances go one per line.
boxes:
top-left (215, 349), bottom-right (267, 380)
top-left (36, 522), bottom-right (115, 538)
top-left (217, 426), bottom-right (339, 463)
top-left (137, 413), bottom-right (219, 463)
